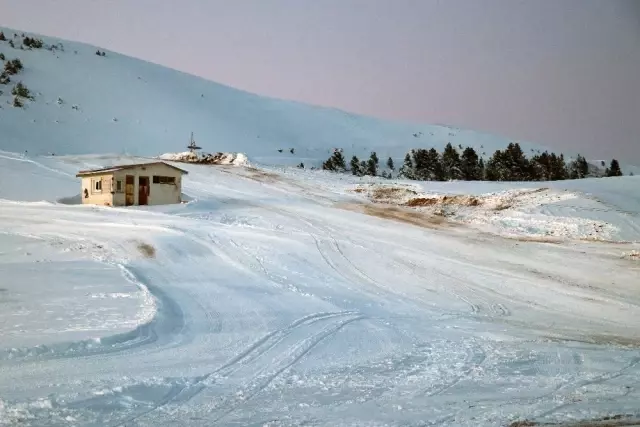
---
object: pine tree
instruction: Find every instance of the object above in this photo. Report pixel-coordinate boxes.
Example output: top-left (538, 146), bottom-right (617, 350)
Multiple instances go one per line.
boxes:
top-left (350, 155), bottom-right (362, 176)
top-left (441, 143), bottom-right (462, 180)
top-left (485, 150), bottom-right (506, 181)
top-left (0, 32), bottom-right (6, 41)
top-left (549, 153), bottom-right (568, 181)
top-left (0, 53), bottom-right (4, 61)
top-left (398, 152), bottom-right (414, 179)
top-left (330, 151), bottom-right (346, 171)
top-left (410, 149), bottom-right (429, 180)
top-left (568, 154), bottom-right (589, 179)
top-left (460, 147), bottom-right (482, 180)
top-left (429, 148), bottom-right (445, 181)
top-left (504, 143), bottom-right (530, 180)
top-left (322, 151), bottom-right (346, 172)
top-left (322, 158), bottom-right (334, 171)
top-left (360, 160), bottom-right (367, 173)
top-left (606, 159), bottom-right (623, 177)
top-left (386, 157), bottom-right (394, 171)
top-left (370, 152), bottom-right (379, 167)
top-left (530, 152), bottom-right (551, 181)
top-left (365, 152), bottom-right (379, 176)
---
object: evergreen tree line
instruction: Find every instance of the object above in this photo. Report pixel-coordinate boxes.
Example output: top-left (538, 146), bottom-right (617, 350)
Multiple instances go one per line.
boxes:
top-left (323, 150), bottom-right (391, 177)
top-left (322, 142), bottom-right (624, 181)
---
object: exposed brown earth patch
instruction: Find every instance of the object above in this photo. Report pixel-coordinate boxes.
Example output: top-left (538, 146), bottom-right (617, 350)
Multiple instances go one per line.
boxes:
top-left (543, 332), bottom-right (640, 348)
top-left (243, 167), bottom-right (280, 183)
top-left (404, 197), bottom-right (438, 207)
top-left (338, 202), bottom-right (451, 230)
top-left (507, 414), bottom-right (640, 426)
top-left (508, 421), bottom-right (538, 427)
top-left (507, 235), bottom-right (564, 244)
top-left (580, 237), bottom-right (633, 245)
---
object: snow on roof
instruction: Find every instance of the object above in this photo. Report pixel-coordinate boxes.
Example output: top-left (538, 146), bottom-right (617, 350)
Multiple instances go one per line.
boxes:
top-left (75, 161), bottom-right (189, 177)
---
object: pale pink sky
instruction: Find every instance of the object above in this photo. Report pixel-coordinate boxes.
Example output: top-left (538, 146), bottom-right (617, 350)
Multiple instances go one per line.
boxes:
top-left (2, 0), bottom-right (639, 161)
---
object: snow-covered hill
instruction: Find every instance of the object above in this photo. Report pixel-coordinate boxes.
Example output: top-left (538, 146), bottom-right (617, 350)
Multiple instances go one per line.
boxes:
top-left (2, 149), bottom-right (640, 426)
top-left (0, 25), bottom-right (599, 169)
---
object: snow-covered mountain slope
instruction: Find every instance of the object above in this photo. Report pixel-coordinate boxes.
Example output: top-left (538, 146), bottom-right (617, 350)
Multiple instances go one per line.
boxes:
top-left (0, 26), bottom-right (590, 169)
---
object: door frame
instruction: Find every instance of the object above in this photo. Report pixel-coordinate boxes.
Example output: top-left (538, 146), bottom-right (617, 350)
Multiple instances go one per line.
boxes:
top-left (125, 175), bottom-right (135, 206)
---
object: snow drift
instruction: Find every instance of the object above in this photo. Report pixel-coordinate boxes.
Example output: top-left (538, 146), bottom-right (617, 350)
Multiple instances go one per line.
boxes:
top-left (158, 151), bottom-right (249, 166)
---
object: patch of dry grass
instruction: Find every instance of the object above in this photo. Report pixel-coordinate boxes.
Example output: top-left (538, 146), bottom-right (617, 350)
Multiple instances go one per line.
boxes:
top-left (370, 186), bottom-right (417, 202)
top-left (136, 242), bottom-right (156, 258)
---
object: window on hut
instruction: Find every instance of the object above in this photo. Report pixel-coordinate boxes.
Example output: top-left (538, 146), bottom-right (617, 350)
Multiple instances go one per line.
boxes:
top-left (153, 176), bottom-right (176, 184)
top-left (92, 178), bottom-right (102, 193)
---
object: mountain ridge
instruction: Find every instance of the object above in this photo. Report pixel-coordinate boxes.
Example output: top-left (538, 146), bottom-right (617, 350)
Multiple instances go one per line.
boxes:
top-left (1, 25), bottom-right (635, 175)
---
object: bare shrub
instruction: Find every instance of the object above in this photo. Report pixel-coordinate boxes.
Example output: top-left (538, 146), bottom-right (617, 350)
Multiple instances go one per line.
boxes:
top-left (137, 242), bottom-right (156, 258)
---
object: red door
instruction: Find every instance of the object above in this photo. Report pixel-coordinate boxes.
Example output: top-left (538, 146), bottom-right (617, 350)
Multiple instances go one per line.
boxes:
top-left (138, 176), bottom-right (149, 205)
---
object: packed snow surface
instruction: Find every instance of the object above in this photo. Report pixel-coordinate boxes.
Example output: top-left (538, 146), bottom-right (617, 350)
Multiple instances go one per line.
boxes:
top-left (1, 152), bottom-right (640, 426)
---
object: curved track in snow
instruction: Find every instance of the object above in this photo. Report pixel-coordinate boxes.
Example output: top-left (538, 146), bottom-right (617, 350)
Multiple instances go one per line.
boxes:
top-left (1, 158), bottom-right (640, 426)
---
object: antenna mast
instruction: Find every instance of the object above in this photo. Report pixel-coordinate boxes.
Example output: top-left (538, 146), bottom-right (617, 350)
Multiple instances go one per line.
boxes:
top-left (187, 131), bottom-right (202, 153)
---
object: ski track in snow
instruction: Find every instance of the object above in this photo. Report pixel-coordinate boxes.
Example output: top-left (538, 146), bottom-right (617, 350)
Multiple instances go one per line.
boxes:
top-left (1, 155), bottom-right (640, 426)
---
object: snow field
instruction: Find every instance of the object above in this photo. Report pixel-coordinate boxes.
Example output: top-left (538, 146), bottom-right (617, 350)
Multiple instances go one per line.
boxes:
top-left (1, 153), bottom-right (640, 426)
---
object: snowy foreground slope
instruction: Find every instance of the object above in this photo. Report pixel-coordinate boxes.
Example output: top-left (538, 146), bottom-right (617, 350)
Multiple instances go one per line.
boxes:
top-left (1, 152), bottom-right (640, 426)
top-left (4, 25), bottom-right (633, 174)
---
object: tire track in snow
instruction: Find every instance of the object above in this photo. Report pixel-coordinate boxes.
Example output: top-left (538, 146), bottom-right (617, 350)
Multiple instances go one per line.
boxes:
top-left (165, 224), bottom-right (310, 297)
top-left (531, 355), bottom-right (640, 420)
top-left (422, 340), bottom-right (487, 398)
top-left (395, 258), bottom-right (487, 316)
top-left (207, 313), bottom-right (366, 424)
top-left (260, 203), bottom-right (513, 319)
top-left (0, 264), bottom-right (184, 363)
top-left (277, 207), bottom-right (403, 298)
top-left (113, 310), bottom-right (363, 426)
